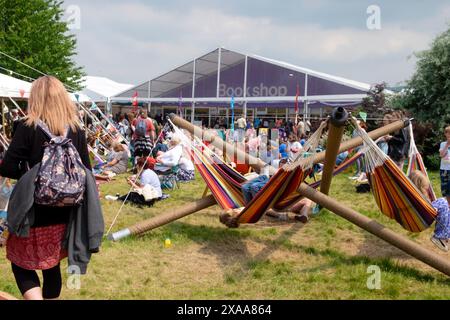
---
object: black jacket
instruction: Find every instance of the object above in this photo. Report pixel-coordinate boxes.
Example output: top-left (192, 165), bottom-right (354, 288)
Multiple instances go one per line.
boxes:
top-left (0, 121), bottom-right (92, 227)
top-left (7, 164), bottom-right (104, 274)
top-left (388, 127), bottom-right (410, 162)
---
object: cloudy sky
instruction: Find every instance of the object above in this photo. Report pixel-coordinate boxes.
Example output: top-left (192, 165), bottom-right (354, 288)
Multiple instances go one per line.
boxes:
top-left (63, 0), bottom-right (450, 87)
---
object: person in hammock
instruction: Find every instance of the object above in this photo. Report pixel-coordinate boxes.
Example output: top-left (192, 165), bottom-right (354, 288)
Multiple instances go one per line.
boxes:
top-left (410, 170), bottom-right (450, 252)
top-left (224, 160), bottom-right (314, 225)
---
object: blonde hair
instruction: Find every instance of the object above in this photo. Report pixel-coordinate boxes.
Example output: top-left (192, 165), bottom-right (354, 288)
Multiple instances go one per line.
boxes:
top-left (26, 76), bottom-right (79, 136)
top-left (112, 141), bottom-right (125, 152)
top-left (409, 170), bottom-right (430, 200)
top-left (170, 135), bottom-right (181, 146)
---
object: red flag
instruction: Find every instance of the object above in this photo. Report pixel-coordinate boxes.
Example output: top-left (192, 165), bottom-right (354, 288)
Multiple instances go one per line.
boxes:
top-left (19, 89), bottom-right (25, 98)
top-left (132, 91), bottom-right (138, 110)
top-left (295, 84), bottom-right (300, 114)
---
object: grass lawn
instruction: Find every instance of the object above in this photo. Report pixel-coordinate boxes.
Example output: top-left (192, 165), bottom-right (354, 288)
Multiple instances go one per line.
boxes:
top-left (1, 170), bottom-right (450, 300)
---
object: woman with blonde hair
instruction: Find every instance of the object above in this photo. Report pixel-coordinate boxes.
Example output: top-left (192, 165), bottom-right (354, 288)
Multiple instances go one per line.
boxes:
top-left (0, 76), bottom-right (95, 300)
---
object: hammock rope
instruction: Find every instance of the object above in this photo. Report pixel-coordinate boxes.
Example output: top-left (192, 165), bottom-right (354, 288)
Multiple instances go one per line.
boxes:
top-left (351, 117), bottom-right (437, 232)
top-left (169, 119), bottom-right (327, 225)
top-left (406, 123), bottom-right (437, 202)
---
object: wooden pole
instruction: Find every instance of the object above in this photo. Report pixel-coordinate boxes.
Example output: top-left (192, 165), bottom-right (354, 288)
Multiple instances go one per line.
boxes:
top-left (110, 115), bottom-right (409, 241)
top-left (319, 107), bottom-right (348, 195)
top-left (298, 183), bottom-right (450, 277)
top-left (169, 113), bottom-right (409, 175)
top-left (108, 195), bottom-right (217, 241)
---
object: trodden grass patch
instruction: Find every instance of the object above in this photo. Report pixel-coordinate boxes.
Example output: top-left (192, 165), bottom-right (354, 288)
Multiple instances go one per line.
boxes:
top-left (1, 171), bottom-right (450, 299)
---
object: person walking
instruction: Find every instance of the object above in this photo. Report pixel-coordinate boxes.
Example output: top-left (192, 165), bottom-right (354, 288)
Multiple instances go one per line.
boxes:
top-left (0, 76), bottom-right (103, 300)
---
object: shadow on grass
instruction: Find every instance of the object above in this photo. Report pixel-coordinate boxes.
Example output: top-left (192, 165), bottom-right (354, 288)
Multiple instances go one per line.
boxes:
top-left (275, 240), bottom-right (450, 285)
top-left (134, 218), bottom-right (450, 285)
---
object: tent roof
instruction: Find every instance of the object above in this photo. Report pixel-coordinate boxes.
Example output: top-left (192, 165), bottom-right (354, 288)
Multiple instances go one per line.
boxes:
top-left (0, 72), bottom-right (32, 98)
top-left (252, 55), bottom-right (371, 92)
top-left (113, 47), bottom-right (372, 102)
top-left (80, 76), bottom-right (133, 101)
top-left (0, 73), bottom-right (91, 102)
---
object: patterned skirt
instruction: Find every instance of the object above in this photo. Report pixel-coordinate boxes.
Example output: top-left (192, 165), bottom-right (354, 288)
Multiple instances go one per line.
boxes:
top-left (6, 224), bottom-right (68, 270)
top-left (176, 169), bottom-right (195, 182)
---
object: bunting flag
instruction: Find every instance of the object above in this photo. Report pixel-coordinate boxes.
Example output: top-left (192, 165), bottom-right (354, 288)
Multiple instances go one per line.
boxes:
top-left (75, 93), bottom-right (80, 102)
top-left (19, 89), bottom-right (25, 98)
top-left (359, 112), bottom-right (368, 123)
top-left (90, 101), bottom-right (99, 111)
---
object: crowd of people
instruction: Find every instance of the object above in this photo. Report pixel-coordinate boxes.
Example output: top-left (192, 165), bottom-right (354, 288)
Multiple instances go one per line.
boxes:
top-left (0, 75), bottom-right (449, 300)
top-left (84, 108), bottom-right (196, 206)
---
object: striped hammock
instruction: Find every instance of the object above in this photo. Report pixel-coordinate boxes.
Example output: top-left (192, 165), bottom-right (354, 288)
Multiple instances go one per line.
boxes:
top-left (170, 119), bottom-right (364, 225)
top-left (406, 123), bottom-right (437, 202)
top-left (354, 120), bottom-right (437, 232)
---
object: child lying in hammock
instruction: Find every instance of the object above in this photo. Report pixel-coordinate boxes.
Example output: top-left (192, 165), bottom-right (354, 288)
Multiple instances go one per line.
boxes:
top-left (410, 170), bottom-right (450, 252)
top-left (222, 161), bottom-right (314, 227)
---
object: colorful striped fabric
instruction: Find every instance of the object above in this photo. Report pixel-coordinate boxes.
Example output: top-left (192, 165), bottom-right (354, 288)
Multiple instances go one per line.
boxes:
top-left (237, 166), bottom-right (307, 224)
top-left (309, 151), bottom-right (364, 189)
top-left (189, 142), bottom-right (309, 223)
top-left (353, 121), bottom-right (437, 233)
top-left (192, 142), bottom-right (364, 224)
top-left (406, 124), bottom-right (437, 202)
top-left (368, 158), bottom-right (437, 232)
top-left (191, 146), bottom-right (245, 209)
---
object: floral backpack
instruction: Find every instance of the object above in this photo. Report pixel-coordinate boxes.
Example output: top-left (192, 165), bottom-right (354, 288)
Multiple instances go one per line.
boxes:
top-left (34, 121), bottom-right (86, 207)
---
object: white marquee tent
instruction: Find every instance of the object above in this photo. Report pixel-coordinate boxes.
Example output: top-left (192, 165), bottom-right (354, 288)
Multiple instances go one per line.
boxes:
top-left (80, 76), bottom-right (133, 103)
top-left (0, 72), bottom-right (91, 102)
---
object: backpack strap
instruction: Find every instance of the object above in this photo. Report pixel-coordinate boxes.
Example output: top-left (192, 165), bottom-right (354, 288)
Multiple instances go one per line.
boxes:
top-left (37, 120), bottom-right (70, 139)
top-left (37, 120), bottom-right (56, 139)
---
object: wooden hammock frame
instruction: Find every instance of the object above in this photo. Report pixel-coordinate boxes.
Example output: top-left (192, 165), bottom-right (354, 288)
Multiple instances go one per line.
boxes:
top-left (109, 110), bottom-right (450, 277)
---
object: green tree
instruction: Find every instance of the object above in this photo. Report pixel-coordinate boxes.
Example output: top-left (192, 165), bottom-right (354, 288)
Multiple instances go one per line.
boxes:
top-left (400, 26), bottom-right (450, 128)
top-left (0, 0), bottom-right (84, 90)
top-left (394, 26), bottom-right (450, 169)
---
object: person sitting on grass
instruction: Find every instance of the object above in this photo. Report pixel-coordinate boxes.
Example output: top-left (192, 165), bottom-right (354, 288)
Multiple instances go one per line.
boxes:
top-left (409, 170), bottom-right (450, 252)
top-left (177, 155), bottom-right (195, 182)
top-left (102, 141), bottom-right (129, 175)
top-left (107, 157), bottom-right (164, 206)
top-left (154, 135), bottom-right (183, 173)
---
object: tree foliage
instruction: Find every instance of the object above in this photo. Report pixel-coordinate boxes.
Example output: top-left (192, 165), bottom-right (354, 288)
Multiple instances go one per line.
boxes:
top-left (393, 26), bottom-right (450, 169)
top-left (0, 0), bottom-right (84, 90)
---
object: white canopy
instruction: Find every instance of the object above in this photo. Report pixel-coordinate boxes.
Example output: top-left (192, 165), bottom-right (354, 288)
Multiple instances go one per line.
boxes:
top-left (80, 76), bottom-right (133, 102)
top-left (0, 72), bottom-right (32, 98)
top-left (0, 72), bottom-right (90, 102)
